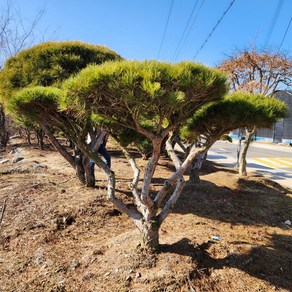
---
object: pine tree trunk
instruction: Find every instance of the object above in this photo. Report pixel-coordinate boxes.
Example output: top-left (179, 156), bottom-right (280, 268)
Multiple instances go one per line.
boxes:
top-left (74, 151), bottom-right (86, 185)
top-left (189, 168), bottom-right (200, 184)
top-left (25, 128), bottom-right (31, 145)
top-left (35, 129), bottom-right (44, 150)
top-left (83, 156), bottom-right (95, 187)
top-left (138, 219), bottom-right (160, 250)
top-left (0, 105), bottom-right (8, 149)
top-left (189, 151), bottom-right (207, 183)
top-left (39, 123), bottom-right (87, 186)
top-left (239, 127), bottom-right (255, 176)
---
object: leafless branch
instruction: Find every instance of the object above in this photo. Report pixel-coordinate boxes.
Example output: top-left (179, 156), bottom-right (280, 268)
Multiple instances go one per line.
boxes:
top-left (0, 0), bottom-right (45, 66)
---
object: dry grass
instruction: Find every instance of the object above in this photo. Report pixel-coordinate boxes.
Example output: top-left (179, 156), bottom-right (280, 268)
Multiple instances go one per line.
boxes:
top-left (0, 138), bottom-right (291, 291)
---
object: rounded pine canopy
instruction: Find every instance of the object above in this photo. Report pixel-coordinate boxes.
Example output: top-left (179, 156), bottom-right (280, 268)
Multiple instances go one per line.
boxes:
top-left (62, 60), bottom-right (227, 135)
top-left (0, 41), bottom-right (122, 102)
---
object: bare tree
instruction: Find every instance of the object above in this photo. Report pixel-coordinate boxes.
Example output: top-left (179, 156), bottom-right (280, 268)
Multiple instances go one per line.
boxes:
top-left (217, 47), bottom-right (292, 175)
top-left (0, 0), bottom-right (44, 66)
top-left (0, 0), bottom-right (44, 149)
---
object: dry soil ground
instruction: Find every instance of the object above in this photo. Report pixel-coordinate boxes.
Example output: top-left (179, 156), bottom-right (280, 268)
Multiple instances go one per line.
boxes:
top-left (0, 137), bottom-right (291, 292)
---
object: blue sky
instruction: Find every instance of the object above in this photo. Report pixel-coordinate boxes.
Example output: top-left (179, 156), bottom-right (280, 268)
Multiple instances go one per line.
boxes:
top-left (3, 0), bottom-right (292, 66)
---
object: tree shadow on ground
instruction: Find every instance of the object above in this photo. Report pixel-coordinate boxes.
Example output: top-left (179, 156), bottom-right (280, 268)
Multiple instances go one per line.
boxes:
top-left (108, 147), bottom-right (143, 159)
top-left (160, 234), bottom-right (292, 291)
top-left (202, 160), bottom-right (237, 174)
top-left (247, 163), bottom-right (278, 170)
top-left (172, 177), bottom-right (292, 228)
top-left (257, 169), bottom-right (292, 180)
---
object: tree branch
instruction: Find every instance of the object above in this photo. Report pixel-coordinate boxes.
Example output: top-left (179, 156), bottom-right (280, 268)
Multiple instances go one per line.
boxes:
top-left (39, 122), bottom-right (75, 167)
top-left (111, 135), bottom-right (146, 214)
top-left (106, 170), bottom-right (143, 222)
top-left (154, 143), bottom-right (213, 208)
top-left (157, 177), bottom-right (185, 225)
top-left (165, 132), bottom-right (182, 170)
top-left (77, 141), bottom-right (143, 221)
top-left (140, 140), bottom-right (162, 219)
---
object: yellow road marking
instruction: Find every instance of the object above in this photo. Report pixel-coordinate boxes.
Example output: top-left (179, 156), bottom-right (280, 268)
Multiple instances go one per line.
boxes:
top-left (252, 157), bottom-right (292, 168)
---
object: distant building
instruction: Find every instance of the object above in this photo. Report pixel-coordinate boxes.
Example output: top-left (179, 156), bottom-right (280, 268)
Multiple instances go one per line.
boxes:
top-left (231, 90), bottom-right (292, 144)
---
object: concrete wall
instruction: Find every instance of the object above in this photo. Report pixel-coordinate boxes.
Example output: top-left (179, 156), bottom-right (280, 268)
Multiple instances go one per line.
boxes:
top-left (279, 91), bottom-right (292, 143)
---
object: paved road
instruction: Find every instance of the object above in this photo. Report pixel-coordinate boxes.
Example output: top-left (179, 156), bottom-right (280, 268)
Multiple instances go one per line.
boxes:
top-left (208, 140), bottom-right (292, 189)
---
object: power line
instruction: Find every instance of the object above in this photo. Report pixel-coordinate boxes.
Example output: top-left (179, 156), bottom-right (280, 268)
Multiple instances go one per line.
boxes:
top-left (171, 0), bottom-right (200, 61)
top-left (157, 0), bottom-right (175, 59)
top-left (278, 16), bottom-right (292, 52)
top-left (173, 0), bottom-right (205, 62)
top-left (193, 0), bottom-right (236, 60)
top-left (265, 0), bottom-right (285, 47)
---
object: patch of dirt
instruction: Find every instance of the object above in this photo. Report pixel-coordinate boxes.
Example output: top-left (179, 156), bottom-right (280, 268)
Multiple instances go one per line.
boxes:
top-left (0, 138), bottom-right (291, 291)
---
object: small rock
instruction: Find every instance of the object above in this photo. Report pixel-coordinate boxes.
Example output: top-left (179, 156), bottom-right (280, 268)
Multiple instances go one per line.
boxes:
top-left (160, 268), bottom-right (170, 274)
top-left (104, 272), bottom-right (111, 276)
top-left (135, 272), bottom-right (141, 279)
top-left (11, 156), bottom-right (24, 163)
top-left (70, 259), bottom-right (80, 270)
top-left (34, 247), bottom-right (45, 265)
top-left (9, 149), bottom-right (18, 155)
top-left (83, 272), bottom-right (94, 280)
top-left (58, 280), bottom-right (65, 287)
top-left (212, 235), bottom-right (221, 241)
top-left (0, 159), bottom-right (9, 164)
top-left (126, 275), bottom-right (132, 282)
top-left (284, 220), bottom-right (291, 226)
top-left (33, 163), bottom-right (47, 170)
top-left (81, 254), bottom-right (91, 266)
